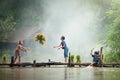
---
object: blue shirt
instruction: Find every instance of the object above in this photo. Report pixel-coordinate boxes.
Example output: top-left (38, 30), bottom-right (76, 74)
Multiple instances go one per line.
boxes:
top-left (92, 54), bottom-right (99, 63)
top-left (61, 40), bottom-right (68, 49)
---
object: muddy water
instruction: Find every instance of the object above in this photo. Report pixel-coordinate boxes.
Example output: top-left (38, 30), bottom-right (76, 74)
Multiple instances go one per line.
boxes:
top-left (0, 67), bottom-right (120, 80)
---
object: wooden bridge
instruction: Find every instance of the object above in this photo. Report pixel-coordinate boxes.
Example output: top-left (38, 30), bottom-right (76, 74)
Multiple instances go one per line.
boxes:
top-left (0, 62), bottom-right (120, 68)
top-left (0, 47), bottom-right (120, 68)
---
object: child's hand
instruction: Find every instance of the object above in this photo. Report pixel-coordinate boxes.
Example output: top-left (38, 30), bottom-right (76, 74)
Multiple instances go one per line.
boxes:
top-left (58, 48), bottom-right (60, 50)
top-left (27, 48), bottom-right (31, 50)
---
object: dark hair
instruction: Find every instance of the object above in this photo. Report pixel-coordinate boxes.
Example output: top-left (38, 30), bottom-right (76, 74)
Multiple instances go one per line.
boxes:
top-left (94, 51), bottom-right (99, 54)
top-left (61, 36), bottom-right (65, 40)
top-left (18, 41), bottom-right (23, 45)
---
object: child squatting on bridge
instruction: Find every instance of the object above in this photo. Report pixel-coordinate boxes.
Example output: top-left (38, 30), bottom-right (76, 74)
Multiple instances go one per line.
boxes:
top-left (89, 47), bottom-right (103, 67)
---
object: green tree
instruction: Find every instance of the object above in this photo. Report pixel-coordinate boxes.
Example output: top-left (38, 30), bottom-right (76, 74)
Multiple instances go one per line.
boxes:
top-left (0, 0), bottom-right (43, 42)
top-left (103, 0), bottom-right (120, 62)
top-left (0, 16), bottom-right (16, 42)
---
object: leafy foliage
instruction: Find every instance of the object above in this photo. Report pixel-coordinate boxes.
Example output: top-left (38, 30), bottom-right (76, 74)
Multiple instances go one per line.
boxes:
top-left (0, 0), bottom-right (43, 42)
top-left (103, 0), bottom-right (120, 63)
top-left (35, 33), bottom-right (46, 45)
top-left (0, 16), bottom-right (16, 42)
top-left (70, 54), bottom-right (74, 63)
top-left (76, 55), bottom-right (81, 63)
top-left (0, 0), bottom-right (120, 62)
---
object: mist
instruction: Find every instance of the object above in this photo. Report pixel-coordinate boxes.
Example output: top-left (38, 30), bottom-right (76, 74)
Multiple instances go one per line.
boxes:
top-left (11, 0), bottom-right (101, 63)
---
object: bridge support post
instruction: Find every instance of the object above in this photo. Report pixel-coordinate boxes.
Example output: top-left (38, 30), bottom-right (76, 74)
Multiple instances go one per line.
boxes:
top-left (10, 56), bottom-right (14, 67)
top-left (33, 60), bottom-right (36, 67)
top-left (68, 52), bottom-right (71, 67)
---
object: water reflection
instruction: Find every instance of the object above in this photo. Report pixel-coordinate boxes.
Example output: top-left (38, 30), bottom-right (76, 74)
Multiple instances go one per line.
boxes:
top-left (64, 68), bottom-right (67, 80)
top-left (14, 68), bottom-right (21, 80)
top-left (0, 68), bottom-right (120, 80)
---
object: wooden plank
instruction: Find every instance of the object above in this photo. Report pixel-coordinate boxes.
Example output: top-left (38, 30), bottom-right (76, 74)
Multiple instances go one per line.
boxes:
top-left (0, 62), bottom-right (119, 67)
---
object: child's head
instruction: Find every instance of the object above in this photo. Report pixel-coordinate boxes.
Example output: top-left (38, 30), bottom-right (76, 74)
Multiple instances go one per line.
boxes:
top-left (94, 51), bottom-right (99, 55)
top-left (61, 36), bottom-right (65, 40)
top-left (19, 40), bottom-right (23, 45)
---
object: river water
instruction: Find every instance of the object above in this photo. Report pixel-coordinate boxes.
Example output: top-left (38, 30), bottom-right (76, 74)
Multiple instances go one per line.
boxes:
top-left (0, 67), bottom-right (120, 80)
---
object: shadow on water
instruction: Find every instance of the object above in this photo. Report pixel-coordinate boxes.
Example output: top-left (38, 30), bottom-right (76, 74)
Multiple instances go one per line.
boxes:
top-left (0, 68), bottom-right (120, 80)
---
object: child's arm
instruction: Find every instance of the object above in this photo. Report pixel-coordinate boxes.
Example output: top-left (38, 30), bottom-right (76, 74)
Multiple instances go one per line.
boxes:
top-left (90, 50), bottom-right (92, 56)
top-left (54, 44), bottom-right (65, 49)
top-left (99, 47), bottom-right (103, 59)
top-left (53, 44), bottom-right (62, 49)
top-left (20, 45), bottom-right (28, 52)
top-left (90, 48), bottom-right (94, 56)
top-left (99, 47), bottom-right (103, 55)
top-left (54, 41), bottom-right (65, 49)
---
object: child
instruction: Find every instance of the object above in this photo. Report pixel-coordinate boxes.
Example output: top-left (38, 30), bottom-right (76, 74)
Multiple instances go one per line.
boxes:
top-left (89, 48), bottom-right (100, 66)
top-left (14, 40), bottom-right (29, 64)
top-left (54, 36), bottom-right (69, 63)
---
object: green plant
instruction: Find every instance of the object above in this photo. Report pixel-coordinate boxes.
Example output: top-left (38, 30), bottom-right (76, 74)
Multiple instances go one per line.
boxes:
top-left (70, 54), bottom-right (74, 63)
top-left (35, 33), bottom-right (46, 45)
top-left (2, 54), bottom-right (8, 64)
top-left (76, 55), bottom-right (81, 63)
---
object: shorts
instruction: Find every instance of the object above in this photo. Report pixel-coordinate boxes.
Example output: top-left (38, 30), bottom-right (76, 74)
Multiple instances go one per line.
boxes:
top-left (64, 48), bottom-right (68, 58)
top-left (93, 59), bottom-right (99, 64)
